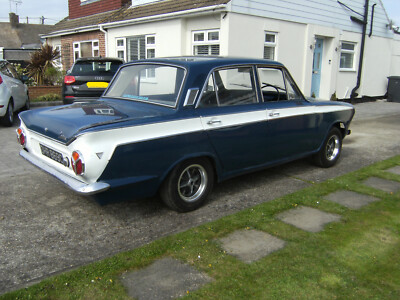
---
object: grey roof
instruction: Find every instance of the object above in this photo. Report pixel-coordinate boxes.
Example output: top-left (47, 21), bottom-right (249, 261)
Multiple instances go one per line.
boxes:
top-left (0, 23), bottom-right (53, 48)
top-left (47, 0), bottom-right (229, 35)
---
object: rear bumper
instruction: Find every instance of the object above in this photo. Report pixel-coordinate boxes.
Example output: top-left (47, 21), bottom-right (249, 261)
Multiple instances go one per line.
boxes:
top-left (20, 149), bottom-right (110, 195)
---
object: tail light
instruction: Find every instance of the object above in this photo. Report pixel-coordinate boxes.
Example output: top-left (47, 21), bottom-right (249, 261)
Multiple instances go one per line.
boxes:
top-left (64, 76), bottom-right (76, 85)
top-left (0, 75), bottom-right (3, 84)
top-left (16, 128), bottom-right (26, 147)
top-left (71, 151), bottom-right (85, 175)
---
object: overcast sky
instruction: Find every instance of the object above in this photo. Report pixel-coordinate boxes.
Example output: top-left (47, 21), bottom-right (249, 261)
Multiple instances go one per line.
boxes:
top-left (0, 0), bottom-right (399, 26)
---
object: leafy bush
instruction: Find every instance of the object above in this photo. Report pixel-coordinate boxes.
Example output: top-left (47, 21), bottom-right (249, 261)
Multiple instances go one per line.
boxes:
top-left (32, 93), bottom-right (61, 102)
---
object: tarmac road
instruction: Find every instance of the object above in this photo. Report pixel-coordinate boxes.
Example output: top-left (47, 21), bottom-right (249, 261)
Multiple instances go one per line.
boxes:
top-left (1, 100), bottom-right (400, 294)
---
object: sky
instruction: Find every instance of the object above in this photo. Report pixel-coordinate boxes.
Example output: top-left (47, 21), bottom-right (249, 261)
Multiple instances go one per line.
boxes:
top-left (0, 0), bottom-right (399, 26)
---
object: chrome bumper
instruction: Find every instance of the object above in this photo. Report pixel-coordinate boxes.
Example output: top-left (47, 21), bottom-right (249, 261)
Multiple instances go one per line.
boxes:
top-left (20, 150), bottom-right (110, 195)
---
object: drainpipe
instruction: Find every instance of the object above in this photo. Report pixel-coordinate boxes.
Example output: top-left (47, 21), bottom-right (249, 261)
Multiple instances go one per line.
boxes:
top-left (350, 0), bottom-right (369, 101)
top-left (99, 25), bottom-right (108, 57)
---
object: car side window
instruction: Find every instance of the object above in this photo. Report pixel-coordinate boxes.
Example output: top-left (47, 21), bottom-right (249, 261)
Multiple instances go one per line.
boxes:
top-left (198, 67), bottom-right (257, 107)
top-left (284, 70), bottom-right (302, 100)
top-left (257, 67), bottom-right (287, 102)
top-left (6, 64), bottom-right (18, 79)
top-left (0, 64), bottom-right (12, 78)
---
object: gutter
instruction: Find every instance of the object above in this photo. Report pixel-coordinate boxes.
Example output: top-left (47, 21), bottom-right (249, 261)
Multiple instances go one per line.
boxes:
top-left (42, 4), bottom-right (227, 39)
top-left (350, 0), bottom-right (369, 101)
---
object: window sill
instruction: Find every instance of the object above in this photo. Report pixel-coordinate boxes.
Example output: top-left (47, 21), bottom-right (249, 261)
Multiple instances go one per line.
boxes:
top-left (339, 69), bottom-right (356, 72)
top-left (81, 0), bottom-right (100, 6)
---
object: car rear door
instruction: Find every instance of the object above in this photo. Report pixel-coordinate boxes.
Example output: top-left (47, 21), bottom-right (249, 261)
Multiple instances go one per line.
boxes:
top-left (196, 66), bottom-right (269, 174)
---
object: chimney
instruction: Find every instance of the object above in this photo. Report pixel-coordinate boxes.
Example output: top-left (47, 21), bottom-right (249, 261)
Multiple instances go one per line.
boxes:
top-left (9, 13), bottom-right (19, 28)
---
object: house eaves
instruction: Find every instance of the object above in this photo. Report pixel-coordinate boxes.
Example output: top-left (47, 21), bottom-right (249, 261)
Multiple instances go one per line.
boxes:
top-left (43, 0), bottom-right (230, 38)
top-left (101, 3), bottom-right (229, 29)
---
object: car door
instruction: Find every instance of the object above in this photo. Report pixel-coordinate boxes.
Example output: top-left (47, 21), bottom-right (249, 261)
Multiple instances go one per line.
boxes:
top-left (196, 66), bottom-right (269, 174)
top-left (5, 63), bottom-right (25, 109)
top-left (257, 66), bottom-right (318, 162)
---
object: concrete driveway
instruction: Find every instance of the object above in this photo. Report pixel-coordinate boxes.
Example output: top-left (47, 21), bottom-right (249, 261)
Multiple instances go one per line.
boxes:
top-left (1, 100), bottom-right (400, 294)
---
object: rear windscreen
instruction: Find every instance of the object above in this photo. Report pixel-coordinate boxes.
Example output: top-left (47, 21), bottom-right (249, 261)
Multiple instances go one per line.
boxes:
top-left (71, 61), bottom-right (122, 75)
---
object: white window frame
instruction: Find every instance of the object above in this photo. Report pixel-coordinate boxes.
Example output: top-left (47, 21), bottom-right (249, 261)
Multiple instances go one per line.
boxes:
top-left (73, 40), bottom-right (100, 61)
top-left (145, 34), bottom-right (156, 59)
top-left (339, 41), bottom-right (356, 71)
top-left (116, 38), bottom-right (126, 61)
top-left (54, 44), bottom-right (62, 69)
top-left (264, 32), bottom-right (277, 60)
top-left (192, 29), bottom-right (220, 56)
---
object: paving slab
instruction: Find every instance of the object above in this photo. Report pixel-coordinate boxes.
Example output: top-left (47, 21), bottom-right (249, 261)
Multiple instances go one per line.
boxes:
top-left (219, 229), bottom-right (286, 264)
top-left (323, 190), bottom-right (380, 209)
top-left (276, 206), bottom-right (341, 233)
top-left (362, 177), bottom-right (400, 194)
top-left (120, 257), bottom-right (212, 300)
top-left (386, 166), bottom-right (400, 176)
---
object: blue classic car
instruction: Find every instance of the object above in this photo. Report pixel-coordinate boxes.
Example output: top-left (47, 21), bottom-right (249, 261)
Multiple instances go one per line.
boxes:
top-left (17, 57), bottom-right (354, 212)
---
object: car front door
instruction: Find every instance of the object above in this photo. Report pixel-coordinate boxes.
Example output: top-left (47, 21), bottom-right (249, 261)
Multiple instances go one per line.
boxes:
top-left (196, 66), bottom-right (269, 174)
top-left (258, 66), bottom-right (318, 162)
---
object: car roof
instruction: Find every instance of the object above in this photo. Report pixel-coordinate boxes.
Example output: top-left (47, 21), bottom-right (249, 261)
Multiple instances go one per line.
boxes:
top-left (75, 57), bottom-right (124, 63)
top-left (124, 56), bottom-right (284, 69)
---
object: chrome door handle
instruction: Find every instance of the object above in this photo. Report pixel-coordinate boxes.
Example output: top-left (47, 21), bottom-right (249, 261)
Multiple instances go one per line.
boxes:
top-left (207, 120), bottom-right (222, 125)
top-left (269, 112), bottom-right (280, 117)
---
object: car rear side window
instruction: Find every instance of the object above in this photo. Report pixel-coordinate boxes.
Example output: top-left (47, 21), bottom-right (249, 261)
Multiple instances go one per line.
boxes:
top-left (198, 66), bottom-right (257, 108)
top-left (71, 61), bottom-right (121, 75)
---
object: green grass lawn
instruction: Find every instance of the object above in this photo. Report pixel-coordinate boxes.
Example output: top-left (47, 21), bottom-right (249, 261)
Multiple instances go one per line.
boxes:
top-left (2, 156), bottom-right (400, 299)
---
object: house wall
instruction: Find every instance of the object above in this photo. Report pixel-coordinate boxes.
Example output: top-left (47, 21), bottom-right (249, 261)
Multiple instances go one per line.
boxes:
top-left (54, 31), bottom-right (105, 70)
top-left (68, 0), bottom-right (130, 19)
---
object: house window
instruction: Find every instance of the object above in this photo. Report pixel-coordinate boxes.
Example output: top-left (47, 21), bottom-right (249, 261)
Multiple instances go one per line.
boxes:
top-left (73, 40), bottom-right (100, 61)
top-left (264, 32), bottom-right (277, 60)
top-left (193, 29), bottom-right (220, 56)
top-left (340, 42), bottom-right (356, 70)
top-left (125, 34), bottom-right (155, 61)
top-left (116, 38), bottom-right (126, 61)
top-left (54, 45), bottom-right (62, 69)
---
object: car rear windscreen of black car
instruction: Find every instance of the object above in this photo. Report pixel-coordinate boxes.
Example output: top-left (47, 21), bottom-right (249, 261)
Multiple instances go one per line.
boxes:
top-left (71, 61), bottom-right (122, 75)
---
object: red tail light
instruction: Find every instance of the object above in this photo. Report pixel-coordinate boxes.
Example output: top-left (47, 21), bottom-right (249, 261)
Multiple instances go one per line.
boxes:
top-left (64, 75), bottom-right (76, 85)
top-left (0, 75), bottom-right (3, 84)
top-left (16, 128), bottom-right (26, 147)
top-left (71, 151), bottom-right (85, 175)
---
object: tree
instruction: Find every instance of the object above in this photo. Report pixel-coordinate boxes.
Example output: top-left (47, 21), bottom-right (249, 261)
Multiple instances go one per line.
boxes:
top-left (27, 44), bottom-right (60, 86)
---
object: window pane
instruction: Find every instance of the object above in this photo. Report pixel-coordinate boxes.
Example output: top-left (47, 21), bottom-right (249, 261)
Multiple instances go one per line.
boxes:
top-left (147, 36), bottom-right (155, 45)
top-left (208, 31), bottom-right (219, 41)
top-left (194, 33), bottom-right (204, 42)
top-left (81, 41), bottom-right (93, 57)
top-left (93, 49), bottom-right (99, 57)
top-left (340, 52), bottom-right (354, 69)
top-left (117, 50), bottom-right (124, 59)
top-left (342, 43), bottom-right (354, 50)
top-left (215, 67), bottom-right (257, 106)
top-left (265, 34), bottom-right (275, 43)
top-left (264, 46), bottom-right (275, 60)
top-left (117, 39), bottom-right (124, 47)
top-left (93, 41), bottom-right (99, 47)
top-left (258, 67), bottom-right (286, 101)
top-left (210, 44), bottom-right (220, 55)
top-left (128, 36), bottom-right (146, 61)
top-left (147, 48), bottom-right (155, 58)
top-left (105, 64), bottom-right (185, 107)
top-left (194, 45), bottom-right (210, 55)
top-left (198, 74), bottom-right (218, 108)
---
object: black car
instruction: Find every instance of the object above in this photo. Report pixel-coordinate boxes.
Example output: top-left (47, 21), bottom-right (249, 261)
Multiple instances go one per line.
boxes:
top-left (62, 57), bottom-right (123, 104)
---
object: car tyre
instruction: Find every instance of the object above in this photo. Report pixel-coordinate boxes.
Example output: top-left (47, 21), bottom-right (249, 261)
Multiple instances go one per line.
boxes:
top-left (160, 158), bottom-right (214, 212)
top-left (314, 127), bottom-right (342, 168)
top-left (1, 101), bottom-right (14, 127)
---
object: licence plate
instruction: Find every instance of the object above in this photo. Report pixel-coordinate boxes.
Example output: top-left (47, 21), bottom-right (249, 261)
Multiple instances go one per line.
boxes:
top-left (87, 82), bottom-right (108, 88)
top-left (40, 144), bottom-right (66, 166)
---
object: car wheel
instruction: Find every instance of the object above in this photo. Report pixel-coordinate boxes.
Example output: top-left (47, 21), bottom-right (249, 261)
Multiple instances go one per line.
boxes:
top-left (160, 158), bottom-right (214, 212)
top-left (1, 101), bottom-right (14, 127)
top-left (314, 127), bottom-right (342, 168)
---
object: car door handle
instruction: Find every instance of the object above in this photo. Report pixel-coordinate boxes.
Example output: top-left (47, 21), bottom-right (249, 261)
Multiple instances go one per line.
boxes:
top-left (269, 112), bottom-right (280, 117)
top-left (207, 119), bottom-right (222, 125)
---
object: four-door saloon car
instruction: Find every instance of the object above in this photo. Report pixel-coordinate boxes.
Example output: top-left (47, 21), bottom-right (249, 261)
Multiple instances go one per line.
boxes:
top-left (0, 60), bottom-right (29, 126)
top-left (62, 57), bottom-right (123, 104)
top-left (17, 57), bottom-right (355, 212)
